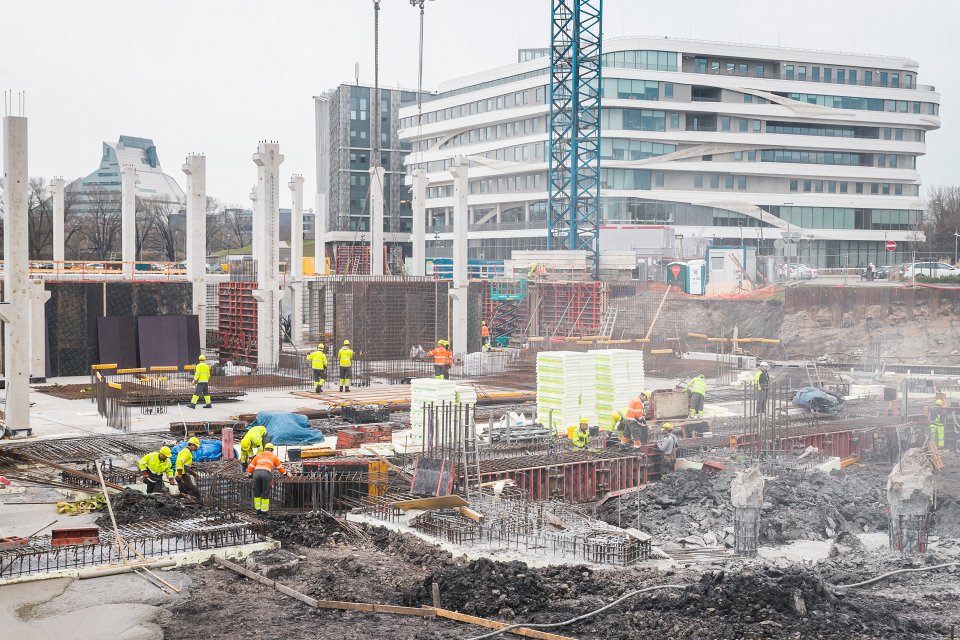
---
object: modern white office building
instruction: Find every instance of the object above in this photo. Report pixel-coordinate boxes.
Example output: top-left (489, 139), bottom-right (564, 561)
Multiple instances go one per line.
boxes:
top-left (398, 37), bottom-right (941, 268)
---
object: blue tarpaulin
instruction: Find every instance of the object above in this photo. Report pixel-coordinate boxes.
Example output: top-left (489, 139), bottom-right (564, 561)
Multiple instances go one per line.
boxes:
top-left (253, 411), bottom-right (325, 445)
top-left (793, 387), bottom-right (843, 413)
top-left (170, 439), bottom-right (223, 462)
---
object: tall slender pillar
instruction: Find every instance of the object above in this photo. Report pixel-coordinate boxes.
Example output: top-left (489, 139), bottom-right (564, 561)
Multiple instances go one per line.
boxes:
top-left (1, 116), bottom-right (31, 431)
top-left (252, 141), bottom-right (284, 368)
top-left (369, 166), bottom-right (385, 275)
top-left (411, 169), bottom-right (427, 276)
top-left (314, 94), bottom-right (330, 278)
top-left (183, 154), bottom-right (207, 350)
top-left (50, 176), bottom-right (65, 264)
top-left (288, 175), bottom-right (304, 343)
top-left (449, 157), bottom-right (469, 357)
top-left (315, 193), bottom-right (327, 275)
top-left (29, 281), bottom-right (50, 379)
top-left (121, 166), bottom-right (137, 277)
top-left (249, 185), bottom-right (259, 257)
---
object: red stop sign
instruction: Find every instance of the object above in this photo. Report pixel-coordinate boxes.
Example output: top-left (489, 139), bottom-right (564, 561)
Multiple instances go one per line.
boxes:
top-left (885, 240), bottom-right (897, 252)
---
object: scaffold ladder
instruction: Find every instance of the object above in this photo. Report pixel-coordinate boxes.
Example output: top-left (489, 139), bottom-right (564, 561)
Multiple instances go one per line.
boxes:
top-left (599, 306), bottom-right (618, 338)
top-left (804, 360), bottom-right (823, 387)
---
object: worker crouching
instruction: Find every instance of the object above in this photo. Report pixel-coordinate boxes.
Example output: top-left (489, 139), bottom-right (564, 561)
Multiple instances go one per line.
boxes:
top-left (571, 417), bottom-right (591, 450)
top-left (139, 447), bottom-right (175, 494)
top-left (175, 437), bottom-right (201, 500)
top-left (239, 425), bottom-right (268, 470)
top-left (248, 443), bottom-right (290, 514)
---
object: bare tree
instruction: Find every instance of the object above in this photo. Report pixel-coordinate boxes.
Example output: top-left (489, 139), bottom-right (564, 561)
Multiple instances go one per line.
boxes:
top-left (76, 187), bottom-right (122, 260)
top-left (923, 185), bottom-right (960, 260)
top-left (27, 178), bottom-right (53, 259)
top-left (205, 196), bottom-right (226, 254)
top-left (140, 196), bottom-right (183, 262)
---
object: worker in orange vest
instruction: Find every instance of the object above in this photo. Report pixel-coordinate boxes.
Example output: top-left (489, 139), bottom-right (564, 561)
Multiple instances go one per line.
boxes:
top-left (425, 339), bottom-right (452, 379)
top-left (481, 321), bottom-right (491, 352)
top-left (624, 391), bottom-right (650, 445)
top-left (247, 443), bottom-right (290, 514)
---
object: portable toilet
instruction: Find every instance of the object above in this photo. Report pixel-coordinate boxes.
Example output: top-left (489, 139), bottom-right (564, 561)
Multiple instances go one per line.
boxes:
top-left (666, 261), bottom-right (705, 295)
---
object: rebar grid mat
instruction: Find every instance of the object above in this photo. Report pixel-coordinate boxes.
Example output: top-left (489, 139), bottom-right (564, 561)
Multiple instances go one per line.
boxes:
top-left (0, 516), bottom-right (266, 579)
top-left (0, 434), bottom-right (169, 466)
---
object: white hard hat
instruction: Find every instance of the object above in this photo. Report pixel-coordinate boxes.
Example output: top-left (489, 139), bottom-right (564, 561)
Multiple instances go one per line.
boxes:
top-left (760, 361), bottom-right (769, 368)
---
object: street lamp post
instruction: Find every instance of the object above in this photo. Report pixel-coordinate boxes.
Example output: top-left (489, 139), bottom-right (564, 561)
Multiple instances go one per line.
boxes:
top-left (953, 231), bottom-right (959, 266)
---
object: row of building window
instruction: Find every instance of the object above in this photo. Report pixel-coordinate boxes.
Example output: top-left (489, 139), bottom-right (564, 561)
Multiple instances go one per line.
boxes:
top-left (789, 179), bottom-right (913, 196)
top-left (442, 117), bottom-right (545, 148)
top-left (693, 173), bottom-right (749, 190)
top-left (760, 150), bottom-right (866, 166)
top-left (600, 139), bottom-right (676, 161)
top-left (767, 206), bottom-right (920, 230)
top-left (402, 86), bottom-right (545, 129)
top-left (693, 57), bottom-right (919, 91)
top-left (784, 93), bottom-right (937, 115)
top-left (603, 50), bottom-right (678, 72)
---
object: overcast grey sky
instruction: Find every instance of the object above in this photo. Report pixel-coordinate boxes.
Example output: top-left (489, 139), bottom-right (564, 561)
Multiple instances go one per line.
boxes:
top-left (1, 0), bottom-right (957, 207)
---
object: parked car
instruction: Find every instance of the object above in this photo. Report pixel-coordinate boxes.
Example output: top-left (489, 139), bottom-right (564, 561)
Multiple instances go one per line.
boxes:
top-left (785, 264), bottom-right (818, 280)
top-left (875, 266), bottom-right (892, 280)
top-left (901, 262), bottom-right (960, 279)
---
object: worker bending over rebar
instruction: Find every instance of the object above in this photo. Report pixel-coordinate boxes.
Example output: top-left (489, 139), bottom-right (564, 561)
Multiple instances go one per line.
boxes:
top-left (247, 443), bottom-right (289, 514)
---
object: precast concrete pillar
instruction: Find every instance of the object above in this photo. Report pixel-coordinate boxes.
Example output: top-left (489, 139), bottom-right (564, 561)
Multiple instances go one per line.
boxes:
top-left (252, 141), bottom-right (284, 368)
top-left (121, 165), bottom-right (137, 277)
top-left (183, 154), bottom-right (207, 350)
top-left (50, 176), bottom-right (65, 265)
top-left (411, 169), bottom-right (427, 276)
top-left (449, 157), bottom-right (469, 358)
top-left (1, 116), bottom-right (31, 432)
top-left (29, 281), bottom-right (50, 379)
top-left (314, 193), bottom-right (327, 275)
top-left (249, 185), bottom-right (259, 259)
top-left (288, 175), bottom-right (304, 343)
top-left (369, 165), bottom-right (385, 275)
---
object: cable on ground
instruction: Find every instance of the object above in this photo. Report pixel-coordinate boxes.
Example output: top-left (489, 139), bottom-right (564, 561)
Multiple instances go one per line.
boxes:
top-left (461, 583), bottom-right (689, 640)
top-left (832, 562), bottom-right (960, 590)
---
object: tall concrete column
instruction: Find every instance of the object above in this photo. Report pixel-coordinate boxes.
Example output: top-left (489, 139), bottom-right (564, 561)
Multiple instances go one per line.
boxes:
top-left (288, 175), bottom-right (304, 343)
top-left (449, 157), bottom-right (469, 357)
top-left (249, 185), bottom-right (259, 258)
top-left (50, 177), bottom-right (65, 264)
top-left (121, 166), bottom-right (137, 277)
top-left (314, 193), bottom-right (327, 275)
top-left (1, 116), bottom-right (31, 432)
top-left (183, 154), bottom-right (207, 350)
top-left (369, 166), bottom-right (385, 275)
top-left (410, 169), bottom-right (427, 276)
top-left (252, 141), bottom-right (284, 368)
top-left (29, 281), bottom-right (50, 379)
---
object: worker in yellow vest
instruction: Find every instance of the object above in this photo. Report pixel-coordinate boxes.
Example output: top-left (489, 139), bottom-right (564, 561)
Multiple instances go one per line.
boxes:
top-left (306, 344), bottom-right (328, 393)
top-left (571, 417), bottom-right (591, 450)
top-left (139, 447), bottom-right (175, 494)
top-left (187, 354), bottom-right (211, 409)
top-left (175, 437), bottom-right (201, 500)
top-left (685, 374), bottom-right (706, 418)
top-left (338, 340), bottom-right (354, 392)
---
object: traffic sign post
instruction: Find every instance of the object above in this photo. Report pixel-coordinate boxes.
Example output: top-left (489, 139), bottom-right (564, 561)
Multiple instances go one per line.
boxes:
top-left (886, 240), bottom-right (897, 252)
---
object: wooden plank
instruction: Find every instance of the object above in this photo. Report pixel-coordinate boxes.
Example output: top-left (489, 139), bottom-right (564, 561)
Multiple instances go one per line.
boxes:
top-left (373, 604), bottom-right (434, 616)
top-left (315, 599), bottom-right (375, 612)
top-left (392, 495), bottom-right (468, 511)
top-left (455, 506), bottom-right (486, 523)
top-left (276, 583), bottom-right (319, 607)
top-left (432, 608), bottom-right (575, 640)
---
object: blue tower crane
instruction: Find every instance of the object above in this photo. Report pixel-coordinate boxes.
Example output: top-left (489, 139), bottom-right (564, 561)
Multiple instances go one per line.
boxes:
top-left (547, 0), bottom-right (603, 279)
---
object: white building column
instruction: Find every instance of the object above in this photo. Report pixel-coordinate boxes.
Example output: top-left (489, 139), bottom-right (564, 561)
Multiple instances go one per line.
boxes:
top-left (314, 193), bottom-right (327, 275)
top-left (50, 176), bottom-right (65, 264)
top-left (1, 116), bottom-right (31, 432)
top-left (182, 154), bottom-right (207, 350)
top-left (369, 166), bottom-right (385, 275)
top-left (410, 169), bottom-right (427, 276)
top-left (29, 281), bottom-right (50, 379)
top-left (121, 166), bottom-right (137, 277)
top-left (249, 185), bottom-right (259, 257)
top-left (288, 175), bottom-right (304, 343)
top-left (449, 157), bottom-right (469, 357)
top-left (252, 141), bottom-right (284, 368)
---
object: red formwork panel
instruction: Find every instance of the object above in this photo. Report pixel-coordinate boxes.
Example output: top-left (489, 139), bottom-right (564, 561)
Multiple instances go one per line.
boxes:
top-left (218, 282), bottom-right (257, 362)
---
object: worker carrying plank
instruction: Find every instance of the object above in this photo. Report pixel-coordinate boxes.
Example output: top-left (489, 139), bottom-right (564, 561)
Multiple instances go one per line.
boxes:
top-left (306, 343), bottom-right (328, 393)
top-left (247, 443), bottom-right (290, 514)
top-left (239, 425), bottom-right (268, 470)
top-left (175, 437), bottom-right (201, 500)
top-left (684, 374), bottom-right (706, 418)
top-left (139, 447), bottom-right (175, 494)
top-left (656, 423), bottom-right (680, 475)
top-left (187, 354), bottom-right (212, 409)
top-left (338, 340), bottom-right (354, 392)
top-left (426, 339), bottom-right (452, 379)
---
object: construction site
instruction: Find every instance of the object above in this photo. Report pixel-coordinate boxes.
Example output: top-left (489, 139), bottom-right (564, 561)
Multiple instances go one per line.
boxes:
top-left (2, 1), bottom-right (958, 639)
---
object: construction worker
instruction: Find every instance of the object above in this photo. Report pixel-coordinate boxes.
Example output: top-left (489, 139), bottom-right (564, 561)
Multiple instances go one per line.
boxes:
top-left (441, 340), bottom-right (454, 379)
top-left (571, 417), bottom-right (591, 450)
top-left (239, 424), bottom-right (268, 470)
top-left (175, 437), bottom-right (201, 500)
top-left (930, 416), bottom-right (945, 448)
top-left (426, 339), bottom-right (451, 379)
top-left (625, 391), bottom-right (650, 445)
top-left (306, 343), bottom-right (328, 393)
top-left (685, 374), bottom-right (706, 418)
top-left (338, 339), bottom-right (354, 392)
top-left (656, 423), bottom-right (680, 475)
top-left (187, 354), bottom-right (212, 409)
top-left (755, 362), bottom-right (771, 414)
top-left (139, 446), bottom-right (175, 494)
top-left (247, 443), bottom-right (289, 514)
top-left (481, 321), bottom-right (491, 352)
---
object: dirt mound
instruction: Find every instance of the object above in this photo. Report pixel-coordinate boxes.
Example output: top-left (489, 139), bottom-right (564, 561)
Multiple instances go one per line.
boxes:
top-left (366, 526), bottom-right (452, 570)
top-left (266, 511), bottom-right (347, 547)
top-left (96, 488), bottom-right (215, 526)
top-left (597, 467), bottom-right (887, 547)
top-left (413, 558), bottom-right (600, 618)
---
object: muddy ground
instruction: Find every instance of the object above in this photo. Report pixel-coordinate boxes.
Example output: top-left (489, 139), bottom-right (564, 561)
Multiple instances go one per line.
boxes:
top-left (156, 456), bottom-right (960, 640)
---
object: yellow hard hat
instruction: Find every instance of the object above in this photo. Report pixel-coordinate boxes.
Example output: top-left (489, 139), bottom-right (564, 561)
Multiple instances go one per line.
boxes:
top-left (579, 416), bottom-right (589, 424)
top-left (640, 390), bottom-right (650, 399)
top-left (188, 437), bottom-right (200, 447)
top-left (264, 443), bottom-right (276, 450)
top-left (317, 343), bottom-right (324, 350)
top-left (661, 423), bottom-right (674, 431)
top-left (935, 399), bottom-right (944, 406)
top-left (343, 339), bottom-right (350, 345)
top-left (482, 321), bottom-right (487, 325)
top-left (159, 446), bottom-right (172, 457)
top-left (198, 354), bottom-right (206, 361)
top-left (611, 411), bottom-right (621, 421)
